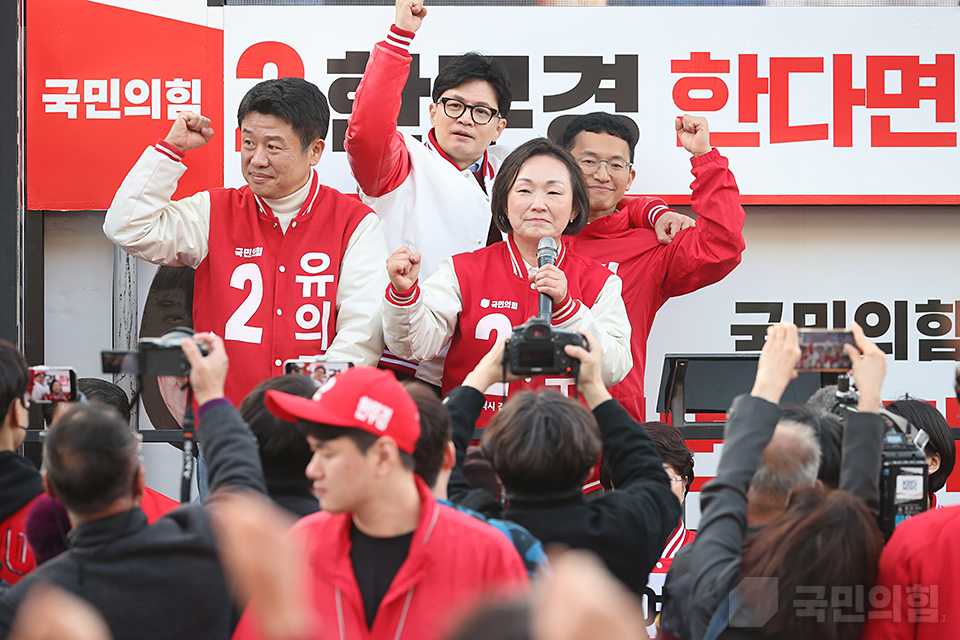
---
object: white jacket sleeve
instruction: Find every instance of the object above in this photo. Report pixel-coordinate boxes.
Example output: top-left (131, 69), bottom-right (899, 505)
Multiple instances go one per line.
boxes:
top-left (103, 145), bottom-right (210, 268)
top-left (554, 274), bottom-right (633, 387)
top-left (324, 212), bottom-right (389, 367)
top-left (382, 258), bottom-right (462, 362)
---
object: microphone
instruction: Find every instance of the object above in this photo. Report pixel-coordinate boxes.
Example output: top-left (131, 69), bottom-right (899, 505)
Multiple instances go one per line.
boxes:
top-left (536, 237), bottom-right (558, 320)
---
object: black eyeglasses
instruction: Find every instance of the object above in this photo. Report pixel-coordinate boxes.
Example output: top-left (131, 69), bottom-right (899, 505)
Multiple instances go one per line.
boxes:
top-left (576, 157), bottom-right (632, 177)
top-left (437, 98), bottom-right (501, 125)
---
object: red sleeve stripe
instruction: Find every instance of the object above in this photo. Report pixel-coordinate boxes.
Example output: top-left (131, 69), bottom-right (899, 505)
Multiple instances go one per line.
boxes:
top-left (386, 25), bottom-right (415, 50)
top-left (155, 138), bottom-right (185, 162)
top-left (386, 282), bottom-right (420, 306)
top-left (551, 294), bottom-right (579, 325)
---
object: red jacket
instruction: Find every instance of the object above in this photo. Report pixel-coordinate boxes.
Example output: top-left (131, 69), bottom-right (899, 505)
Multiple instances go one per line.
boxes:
top-left (862, 505), bottom-right (960, 639)
top-left (565, 148), bottom-right (745, 419)
top-left (232, 476), bottom-right (529, 640)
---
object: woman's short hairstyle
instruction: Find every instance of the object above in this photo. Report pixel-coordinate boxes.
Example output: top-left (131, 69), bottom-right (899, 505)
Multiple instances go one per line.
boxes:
top-left (643, 422), bottom-right (695, 497)
top-left (491, 138), bottom-right (590, 237)
top-left (737, 487), bottom-right (884, 640)
top-left (886, 397), bottom-right (957, 494)
top-left (480, 390), bottom-right (600, 500)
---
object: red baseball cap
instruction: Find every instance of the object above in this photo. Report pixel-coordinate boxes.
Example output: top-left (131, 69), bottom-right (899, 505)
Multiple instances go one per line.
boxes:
top-left (264, 367), bottom-right (420, 454)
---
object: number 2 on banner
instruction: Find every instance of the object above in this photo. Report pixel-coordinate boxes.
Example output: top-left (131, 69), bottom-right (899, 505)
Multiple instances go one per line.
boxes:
top-left (475, 313), bottom-right (512, 396)
top-left (225, 264), bottom-right (264, 344)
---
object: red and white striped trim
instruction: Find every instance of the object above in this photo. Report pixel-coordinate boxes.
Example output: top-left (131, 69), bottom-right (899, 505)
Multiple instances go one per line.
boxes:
top-left (386, 25), bottom-right (415, 51)
top-left (661, 519), bottom-right (694, 559)
top-left (155, 138), bottom-right (185, 162)
top-left (506, 235), bottom-right (567, 279)
top-left (647, 203), bottom-right (670, 228)
top-left (386, 282), bottom-right (420, 306)
top-left (252, 170), bottom-right (320, 220)
top-left (551, 293), bottom-right (579, 325)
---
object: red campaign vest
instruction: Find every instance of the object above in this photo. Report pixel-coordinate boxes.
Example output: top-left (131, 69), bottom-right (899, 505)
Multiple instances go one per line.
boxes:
top-left (442, 237), bottom-right (612, 427)
top-left (195, 173), bottom-right (370, 405)
top-left (1, 495), bottom-right (41, 585)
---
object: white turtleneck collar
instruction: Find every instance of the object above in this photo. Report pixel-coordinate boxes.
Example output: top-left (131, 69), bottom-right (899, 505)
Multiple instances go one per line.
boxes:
top-left (263, 174), bottom-right (313, 233)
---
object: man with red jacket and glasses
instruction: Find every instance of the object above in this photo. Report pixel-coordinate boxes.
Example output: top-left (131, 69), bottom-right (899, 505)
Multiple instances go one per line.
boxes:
top-left (231, 367), bottom-right (528, 640)
top-left (561, 112), bottom-right (746, 419)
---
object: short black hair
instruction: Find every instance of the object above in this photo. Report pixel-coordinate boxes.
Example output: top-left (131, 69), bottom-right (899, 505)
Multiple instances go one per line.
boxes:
top-left (43, 378), bottom-right (132, 427)
top-left (434, 53), bottom-right (512, 118)
top-left (237, 77), bottom-right (329, 151)
top-left (491, 138), bottom-right (590, 237)
top-left (299, 423), bottom-right (415, 472)
top-left (0, 339), bottom-right (28, 421)
top-left (481, 390), bottom-right (601, 500)
top-left (558, 112), bottom-right (639, 163)
top-left (886, 397), bottom-right (957, 494)
top-left (405, 382), bottom-right (452, 490)
top-left (643, 422), bottom-right (694, 497)
top-left (43, 403), bottom-right (140, 515)
top-left (240, 375), bottom-right (317, 491)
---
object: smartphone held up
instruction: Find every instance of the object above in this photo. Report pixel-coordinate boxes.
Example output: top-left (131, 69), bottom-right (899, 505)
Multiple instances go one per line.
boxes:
top-left (796, 329), bottom-right (856, 372)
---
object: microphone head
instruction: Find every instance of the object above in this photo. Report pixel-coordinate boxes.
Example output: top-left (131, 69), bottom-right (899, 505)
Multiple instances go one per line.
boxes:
top-left (537, 236), bottom-right (558, 258)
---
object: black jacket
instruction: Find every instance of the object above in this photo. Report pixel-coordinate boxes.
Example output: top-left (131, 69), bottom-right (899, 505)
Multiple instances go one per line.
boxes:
top-left (0, 401), bottom-right (267, 640)
top-left (445, 385), bottom-right (680, 596)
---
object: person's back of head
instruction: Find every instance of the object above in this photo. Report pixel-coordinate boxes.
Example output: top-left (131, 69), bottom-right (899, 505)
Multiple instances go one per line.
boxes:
top-left (0, 339), bottom-right (29, 440)
top-left (643, 421), bottom-right (694, 500)
top-left (481, 390), bottom-right (600, 501)
top-left (434, 53), bottom-right (512, 117)
top-left (886, 397), bottom-right (956, 494)
top-left (406, 382), bottom-right (451, 491)
top-left (779, 403), bottom-right (842, 489)
top-left (558, 112), bottom-right (639, 163)
top-left (738, 487), bottom-right (884, 640)
top-left (43, 403), bottom-right (140, 516)
top-left (240, 374), bottom-right (317, 496)
top-left (43, 378), bottom-right (131, 427)
top-left (747, 421), bottom-right (821, 524)
top-left (237, 77), bottom-right (330, 151)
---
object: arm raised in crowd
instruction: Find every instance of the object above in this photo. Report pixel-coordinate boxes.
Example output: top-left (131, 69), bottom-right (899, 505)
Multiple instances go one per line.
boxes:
top-left (687, 323), bottom-right (799, 640)
top-left (837, 322), bottom-right (888, 517)
top-left (182, 333), bottom-right (267, 495)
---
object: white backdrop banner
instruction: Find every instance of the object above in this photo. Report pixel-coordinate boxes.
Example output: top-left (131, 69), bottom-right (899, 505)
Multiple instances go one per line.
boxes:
top-left (224, 6), bottom-right (959, 204)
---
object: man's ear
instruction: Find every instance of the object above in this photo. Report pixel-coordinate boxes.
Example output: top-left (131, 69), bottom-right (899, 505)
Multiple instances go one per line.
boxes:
top-left (308, 138), bottom-right (325, 166)
top-left (132, 465), bottom-right (146, 503)
top-left (441, 441), bottom-right (456, 472)
top-left (42, 469), bottom-right (58, 499)
top-left (372, 437), bottom-right (400, 476)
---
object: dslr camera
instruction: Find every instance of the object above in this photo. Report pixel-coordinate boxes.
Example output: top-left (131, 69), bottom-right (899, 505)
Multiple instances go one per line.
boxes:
top-left (504, 316), bottom-right (587, 377)
top-left (102, 327), bottom-right (209, 377)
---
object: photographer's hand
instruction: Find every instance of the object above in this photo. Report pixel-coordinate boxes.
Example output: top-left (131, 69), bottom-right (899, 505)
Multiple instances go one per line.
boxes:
top-left (844, 321), bottom-right (886, 413)
top-left (183, 332), bottom-right (229, 406)
top-left (565, 330), bottom-right (610, 410)
top-left (463, 339), bottom-right (521, 393)
top-left (750, 322), bottom-right (801, 404)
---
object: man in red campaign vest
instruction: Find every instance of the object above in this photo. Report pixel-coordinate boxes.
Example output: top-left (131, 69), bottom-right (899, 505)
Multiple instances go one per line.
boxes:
top-left (105, 78), bottom-right (389, 405)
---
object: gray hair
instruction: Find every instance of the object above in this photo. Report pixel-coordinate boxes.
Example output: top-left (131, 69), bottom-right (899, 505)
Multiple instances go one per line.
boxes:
top-left (748, 421), bottom-right (821, 503)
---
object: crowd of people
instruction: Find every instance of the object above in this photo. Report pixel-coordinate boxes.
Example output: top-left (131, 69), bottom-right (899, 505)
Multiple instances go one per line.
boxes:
top-left (1, 0), bottom-right (957, 638)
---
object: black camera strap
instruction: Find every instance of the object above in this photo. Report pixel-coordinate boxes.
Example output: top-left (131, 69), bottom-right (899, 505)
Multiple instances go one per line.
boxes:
top-left (180, 383), bottom-right (196, 504)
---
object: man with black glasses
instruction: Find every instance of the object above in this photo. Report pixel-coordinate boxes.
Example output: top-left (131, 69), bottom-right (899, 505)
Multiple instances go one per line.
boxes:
top-left (561, 113), bottom-right (747, 420)
top-left (346, 0), bottom-right (513, 385)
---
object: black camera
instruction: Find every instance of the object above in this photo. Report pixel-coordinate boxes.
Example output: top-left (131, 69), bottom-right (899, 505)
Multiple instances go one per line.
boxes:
top-left (101, 328), bottom-right (209, 377)
top-left (504, 316), bottom-right (587, 377)
top-left (833, 375), bottom-right (929, 540)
